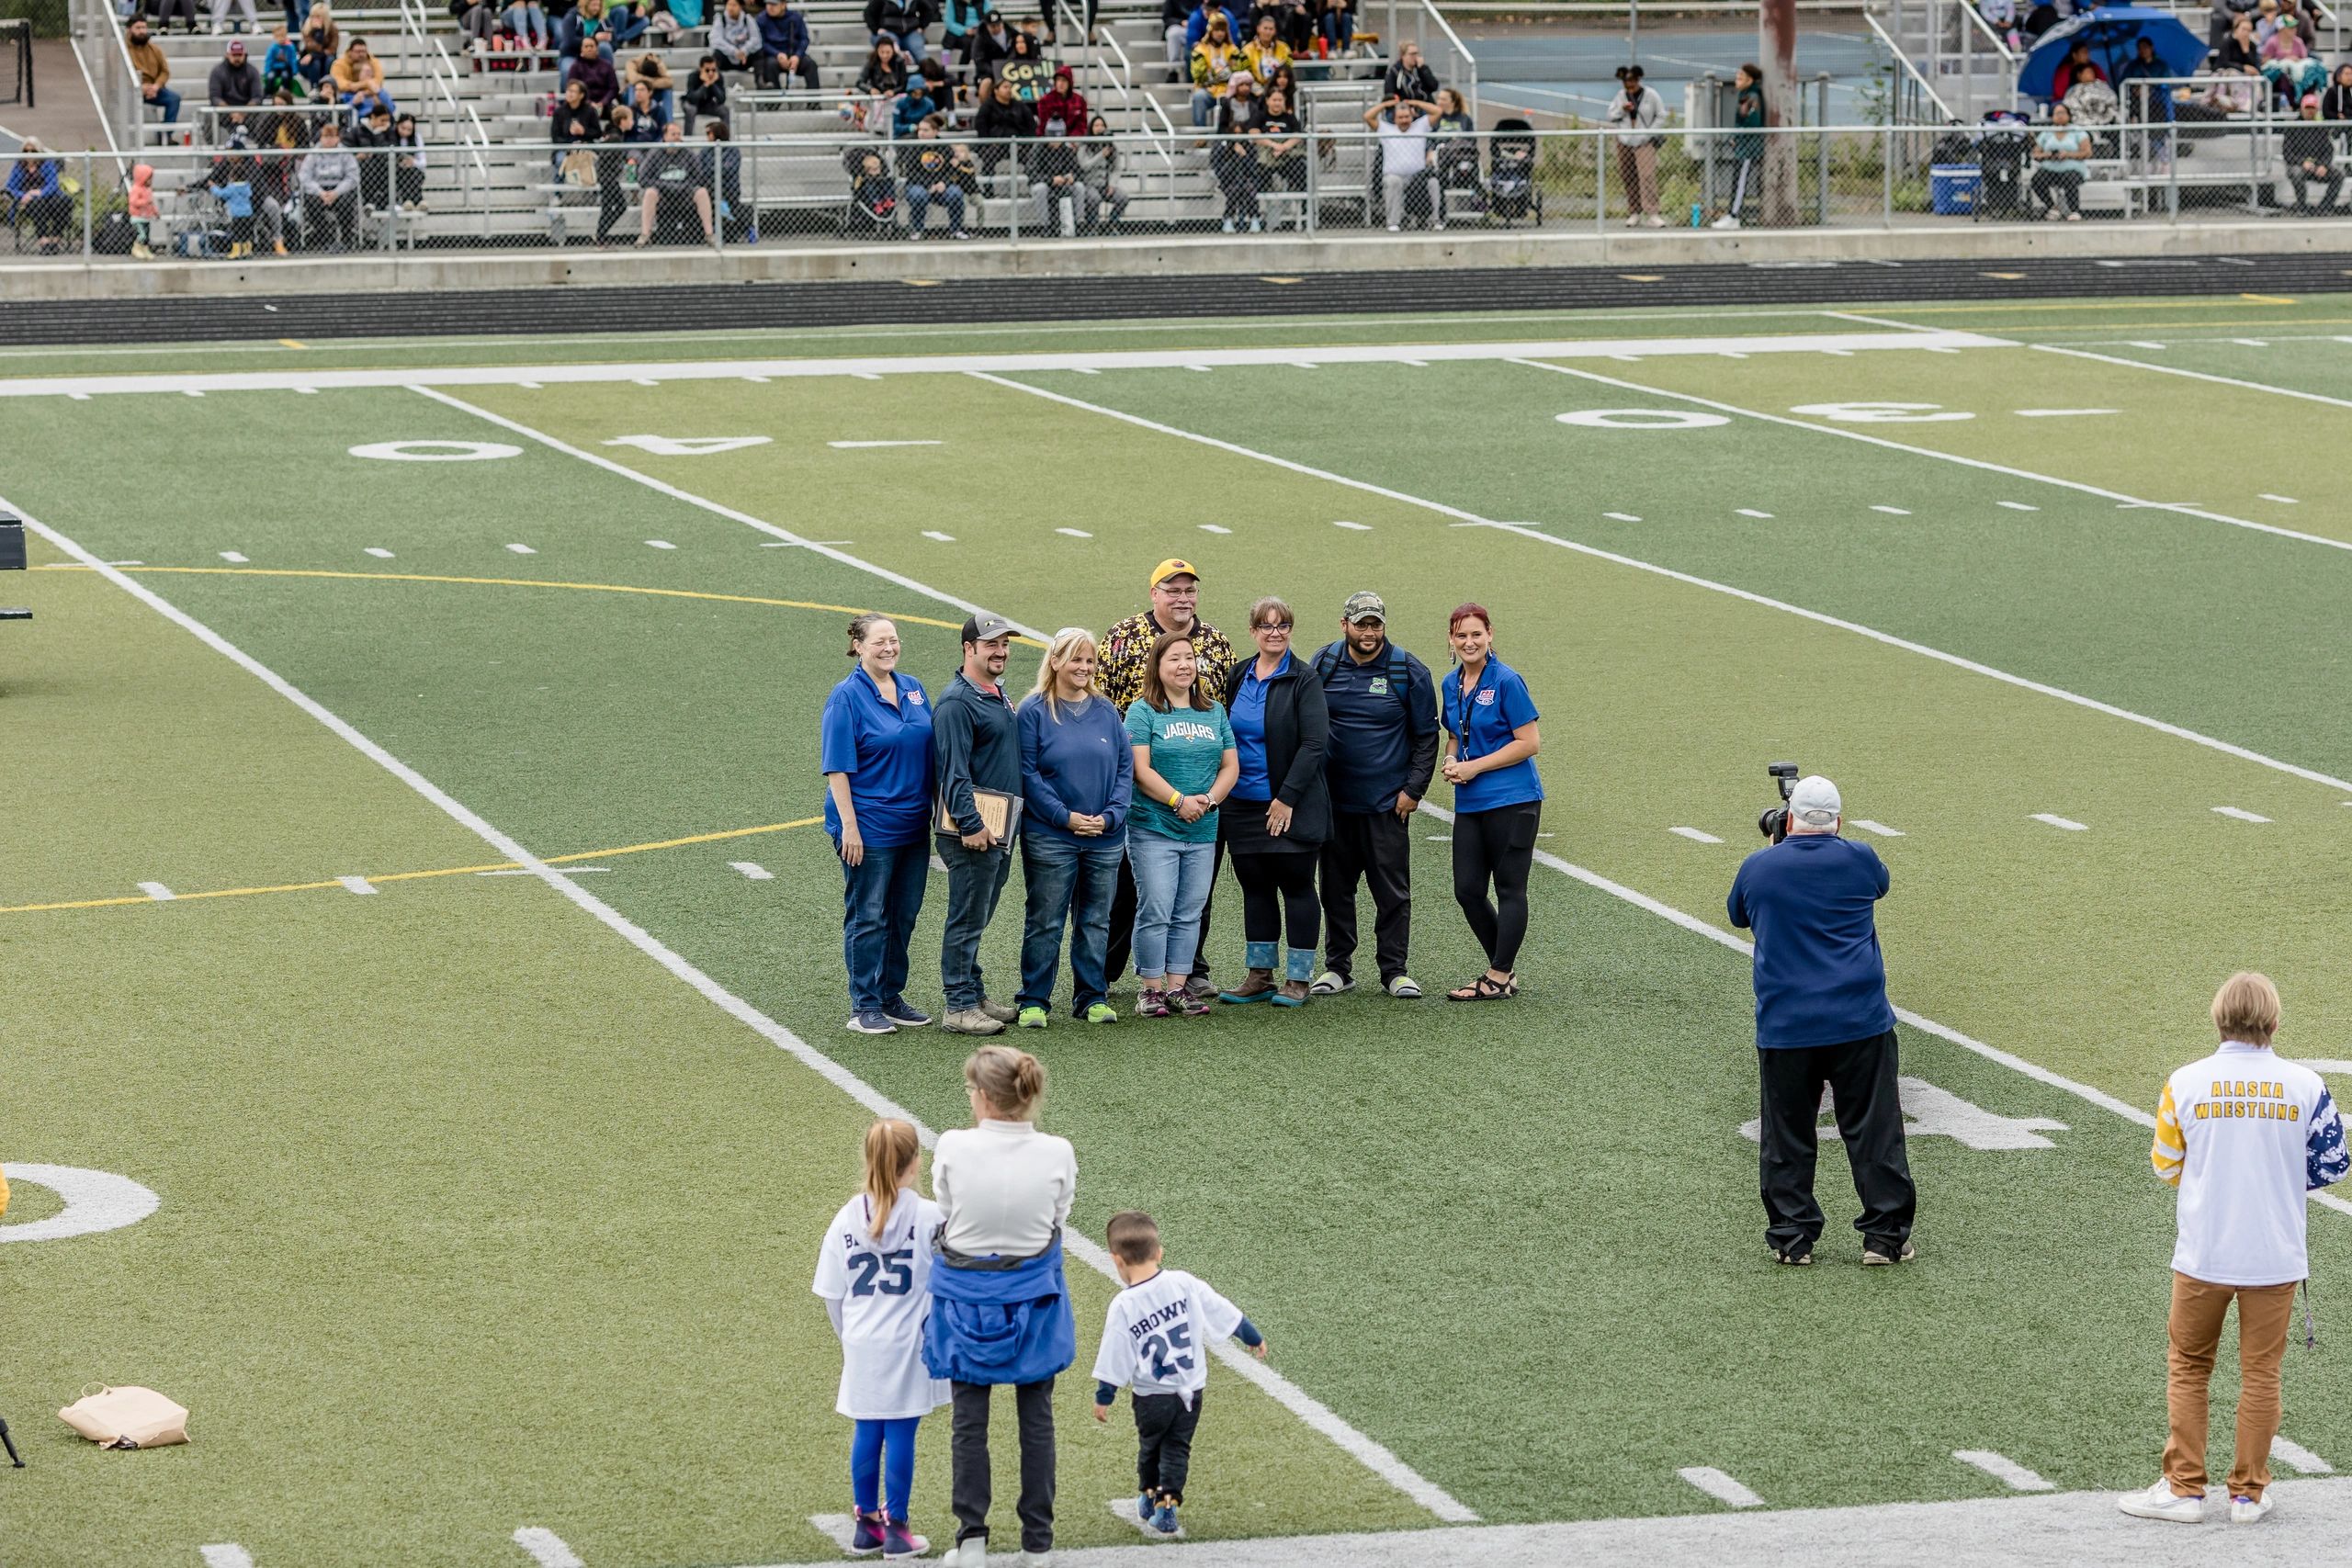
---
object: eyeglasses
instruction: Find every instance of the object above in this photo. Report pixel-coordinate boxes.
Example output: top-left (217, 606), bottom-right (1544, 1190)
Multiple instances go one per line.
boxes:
top-left (1255, 621), bottom-right (1294, 633)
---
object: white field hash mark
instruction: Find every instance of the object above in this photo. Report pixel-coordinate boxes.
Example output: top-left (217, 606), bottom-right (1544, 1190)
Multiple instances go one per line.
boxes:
top-left (137, 882), bottom-right (175, 900)
top-left (729, 862), bottom-right (775, 880)
top-left (512, 1527), bottom-right (585, 1568)
top-left (1735, 508), bottom-right (1774, 519)
top-left (220, 550), bottom-right (248, 563)
top-left (1669, 827), bottom-right (1724, 844)
top-left (2213, 806), bottom-right (2272, 822)
top-left (506, 544), bottom-right (537, 555)
top-left (1056, 527), bottom-right (1093, 538)
top-left (199, 1549), bottom-right (254, 1568)
top-left (1678, 1467), bottom-right (1764, 1508)
top-left (1851, 819), bottom-right (1905, 837)
top-left (338, 876), bottom-right (377, 896)
top-left (2030, 814), bottom-right (2089, 831)
top-left (8, 499), bottom-right (1474, 1529)
top-left (1952, 1450), bottom-right (2054, 1492)
top-left (2273, 1435), bottom-right (2334, 1473)
top-left (1603, 512), bottom-right (1642, 522)
top-left (922, 531), bottom-right (956, 542)
top-left (1871, 505), bottom-right (1911, 515)
top-left (365, 547), bottom-right (394, 558)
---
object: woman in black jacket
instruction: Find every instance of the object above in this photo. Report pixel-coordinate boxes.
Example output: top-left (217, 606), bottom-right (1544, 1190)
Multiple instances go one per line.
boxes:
top-left (1217, 595), bottom-right (1330, 1008)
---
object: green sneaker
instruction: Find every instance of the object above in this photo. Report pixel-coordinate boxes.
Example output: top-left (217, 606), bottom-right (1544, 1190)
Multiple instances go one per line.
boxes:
top-left (1083, 1002), bottom-right (1119, 1024)
top-left (1016, 1006), bottom-right (1049, 1029)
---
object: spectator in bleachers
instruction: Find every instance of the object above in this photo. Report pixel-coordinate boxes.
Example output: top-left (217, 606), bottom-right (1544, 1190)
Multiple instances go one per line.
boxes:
top-left (502, 0), bottom-right (550, 52)
top-left (1030, 112), bottom-right (1096, 231)
top-left (1254, 86), bottom-right (1302, 209)
top-left (973, 72), bottom-right (1033, 175)
top-left (1383, 39), bottom-right (1438, 103)
top-left (1036, 64), bottom-right (1085, 133)
top-left (1428, 85), bottom-right (1474, 226)
top-left (1257, 0), bottom-right (1310, 52)
top-left (1264, 59), bottom-right (1296, 110)
top-left (1080, 110), bottom-right (1127, 229)
top-left (212, 122), bottom-right (288, 254)
top-left (754, 0), bottom-right (820, 89)
top-left (389, 109), bottom-right (425, 209)
top-left (895, 72), bottom-right (940, 132)
top-left (970, 8), bottom-right (1017, 79)
top-left (901, 115), bottom-right (975, 233)
top-left (684, 52), bottom-right (729, 127)
top-left (209, 0), bottom-right (256, 34)
top-left (2064, 62), bottom-right (2119, 149)
top-left (570, 32), bottom-right (621, 103)
top-left (1160, 0), bottom-right (1186, 64)
top-left (561, 0), bottom-right (609, 53)
top-left (916, 54), bottom-right (957, 115)
top-left (1188, 10), bottom-right (1240, 124)
top-left (1241, 13), bottom-right (1287, 84)
top-left (2210, 0), bottom-right (2254, 51)
top-left (211, 39), bottom-right (264, 107)
top-left (2220, 14), bottom-right (2263, 76)
top-left (709, 0), bottom-right (763, 74)
top-left (941, 0), bottom-right (986, 74)
top-left (2058, 38), bottom-right (2105, 85)
top-left (845, 38), bottom-right (910, 130)
top-left (627, 51), bottom-right (675, 119)
top-left (2031, 101), bottom-right (2088, 220)
top-left (329, 37), bottom-right (390, 108)
top-left (128, 19), bottom-right (185, 124)
top-left (550, 77), bottom-right (602, 172)
top-left (594, 101), bottom-right (651, 241)
top-left (2113, 34), bottom-right (2171, 124)
top-left (261, 24), bottom-right (300, 92)
top-left (2320, 62), bottom-right (2352, 143)
top-left (1317, 0), bottom-right (1351, 52)
top-left (628, 77), bottom-right (671, 130)
top-left (2260, 20), bottom-right (2324, 104)
top-left (1183, 0), bottom-right (1238, 53)
top-left (1605, 62), bottom-right (1663, 227)
top-left (866, 0), bottom-right (933, 63)
top-left (846, 148), bottom-right (899, 235)
top-left (350, 96), bottom-right (396, 207)
top-left (2284, 92), bottom-right (2343, 210)
top-left (298, 118), bottom-right (360, 247)
top-left (1212, 69), bottom-right (1263, 230)
top-left (297, 4), bottom-right (337, 87)
top-left (4, 141), bottom-right (72, 255)
top-left (703, 119), bottom-right (749, 238)
top-left (1364, 94), bottom-right (1431, 231)
top-left (606, 0), bottom-right (652, 47)
top-left (638, 120), bottom-right (717, 242)
top-left (1000, 28), bottom-right (1047, 99)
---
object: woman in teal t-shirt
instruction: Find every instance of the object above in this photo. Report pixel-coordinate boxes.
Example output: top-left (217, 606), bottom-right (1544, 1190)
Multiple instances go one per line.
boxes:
top-left (1124, 631), bottom-right (1239, 1020)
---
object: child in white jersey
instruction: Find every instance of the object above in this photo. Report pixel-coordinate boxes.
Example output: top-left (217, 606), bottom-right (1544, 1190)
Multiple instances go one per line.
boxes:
top-left (2119, 973), bottom-right (2347, 1528)
top-left (813, 1119), bottom-right (949, 1561)
top-left (1090, 1210), bottom-right (1268, 1537)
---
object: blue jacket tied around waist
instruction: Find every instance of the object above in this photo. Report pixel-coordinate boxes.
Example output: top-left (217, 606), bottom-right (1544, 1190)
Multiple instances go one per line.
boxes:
top-left (922, 1234), bottom-right (1077, 1387)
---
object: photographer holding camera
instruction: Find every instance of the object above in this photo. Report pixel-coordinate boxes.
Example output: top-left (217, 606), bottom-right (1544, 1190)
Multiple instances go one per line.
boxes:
top-left (1727, 772), bottom-right (1917, 1268)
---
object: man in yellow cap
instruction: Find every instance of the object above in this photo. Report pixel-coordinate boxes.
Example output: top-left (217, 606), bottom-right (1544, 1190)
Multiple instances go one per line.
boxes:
top-left (1097, 558), bottom-right (1238, 999)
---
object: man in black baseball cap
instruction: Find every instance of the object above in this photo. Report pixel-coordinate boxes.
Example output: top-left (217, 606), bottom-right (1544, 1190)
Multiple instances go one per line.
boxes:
top-left (933, 612), bottom-right (1024, 1033)
top-left (1307, 590), bottom-right (1439, 998)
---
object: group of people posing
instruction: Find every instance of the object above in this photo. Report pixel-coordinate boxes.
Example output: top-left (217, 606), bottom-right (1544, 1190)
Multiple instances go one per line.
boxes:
top-left (819, 558), bottom-right (1544, 1036)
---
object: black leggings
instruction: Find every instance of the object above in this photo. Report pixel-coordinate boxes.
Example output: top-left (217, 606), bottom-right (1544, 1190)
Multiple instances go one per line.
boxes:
top-left (1231, 849), bottom-right (1317, 953)
top-left (1452, 801), bottom-right (1539, 973)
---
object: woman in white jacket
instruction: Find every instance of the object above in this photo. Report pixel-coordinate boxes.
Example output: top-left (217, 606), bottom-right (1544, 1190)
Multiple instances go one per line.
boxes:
top-left (1605, 62), bottom-right (1664, 226)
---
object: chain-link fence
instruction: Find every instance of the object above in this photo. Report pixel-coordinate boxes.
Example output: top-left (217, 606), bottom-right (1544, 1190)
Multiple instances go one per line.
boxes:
top-left (7, 117), bottom-right (2347, 261)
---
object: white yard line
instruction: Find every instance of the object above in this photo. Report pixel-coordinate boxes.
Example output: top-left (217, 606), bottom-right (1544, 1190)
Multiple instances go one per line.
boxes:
top-left (1668, 827), bottom-right (1724, 844)
top-left (1333, 520), bottom-right (1374, 531)
top-left (967, 372), bottom-right (2352, 803)
top-left (2212, 806), bottom-right (2272, 822)
top-left (829, 439), bottom-right (943, 448)
top-left (410, 389), bottom-right (1046, 642)
top-left (1953, 1450), bottom-right (2055, 1493)
top-left (512, 1527), bottom-right (586, 1568)
top-left (1851, 819), bottom-right (1905, 837)
top-left (5, 497), bottom-right (1475, 1529)
top-left (0, 331), bottom-right (2007, 400)
top-left (2274, 1436), bottom-right (2335, 1474)
top-left (1508, 358), bottom-right (2352, 558)
top-left (1676, 1468), bottom-right (1764, 1509)
top-left (2031, 344), bottom-right (2352, 429)
top-left (2031, 814), bottom-right (2090, 831)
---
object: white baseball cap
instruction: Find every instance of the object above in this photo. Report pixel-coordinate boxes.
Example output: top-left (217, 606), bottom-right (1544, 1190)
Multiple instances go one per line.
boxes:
top-left (1789, 774), bottom-right (1841, 827)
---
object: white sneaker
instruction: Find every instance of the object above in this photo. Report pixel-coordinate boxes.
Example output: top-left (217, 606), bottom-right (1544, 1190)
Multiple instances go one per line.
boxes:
top-left (941, 1540), bottom-right (986, 1567)
top-left (1385, 222), bottom-right (1400, 231)
top-left (2117, 1478), bottom-right (2204, 1523)
top-left (2232, 1493), bottom-right (2274, 1523)
top-left (1712, 214), bottom-right (1740, 229)
top-left (1645, 213), bottom-right (1666, 227)
top-left (1623, 213), bottom-right (1640, 227)
top-left (1309, 971), bottom-right (1354, 996)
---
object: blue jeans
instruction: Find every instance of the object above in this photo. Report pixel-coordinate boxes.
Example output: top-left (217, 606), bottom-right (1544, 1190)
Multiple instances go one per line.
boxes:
top-left (907, 182), bottom-right (966, 232)
top-left (1017, 831), bottom-right (1123, 1012)
top-left (840, 837), bottom-right (929, 1015)
top-left (147, 85), bottom-right (182, 123)
top-left (1128, 830), bottom-right (1216, 981)
top-left (937, 831), bottom-right (1013, 1010)
top-left (876, 25), bottom-right (925, 60)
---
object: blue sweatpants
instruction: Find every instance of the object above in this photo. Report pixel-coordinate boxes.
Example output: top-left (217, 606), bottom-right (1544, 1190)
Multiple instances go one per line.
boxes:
top-left (853, 1416), bottom-right (922, 1521)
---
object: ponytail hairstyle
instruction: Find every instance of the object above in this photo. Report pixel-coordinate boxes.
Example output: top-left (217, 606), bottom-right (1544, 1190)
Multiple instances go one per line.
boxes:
top-left (846, 613), bottom-right (895, 660)
top-left (964, 1043), bottom-right (1046, 1121)
top-left (862, 1117), bottom-right (922, 1239)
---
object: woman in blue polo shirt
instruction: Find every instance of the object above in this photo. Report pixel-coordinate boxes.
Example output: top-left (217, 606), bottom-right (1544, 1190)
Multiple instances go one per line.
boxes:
top-left (1439, 603), bottom-right (1543, 1001)
top-left (822, 614), bottom-right (936, 1035)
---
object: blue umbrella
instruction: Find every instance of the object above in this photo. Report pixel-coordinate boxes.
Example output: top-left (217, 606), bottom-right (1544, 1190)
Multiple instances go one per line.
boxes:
top-left (2018, 5), bottom-right (2204, 100)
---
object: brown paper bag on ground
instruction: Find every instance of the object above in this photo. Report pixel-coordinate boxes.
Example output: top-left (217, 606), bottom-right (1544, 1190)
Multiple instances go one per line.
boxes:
top-left (59, 1385), bottom-right (190, 1449)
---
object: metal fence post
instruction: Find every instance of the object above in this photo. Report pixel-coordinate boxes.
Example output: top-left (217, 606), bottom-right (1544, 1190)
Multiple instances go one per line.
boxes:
top-left (1009, 140), bottom-right (1020, 243)
top-left (1883, 121), bottom-right (1894, 226)
top-left (83, 151), bottom-right (94, 257)
top-left (1595, 128), bottom-right (1607, 230)
top-left (1306, 128), bottom-right (1318, 234)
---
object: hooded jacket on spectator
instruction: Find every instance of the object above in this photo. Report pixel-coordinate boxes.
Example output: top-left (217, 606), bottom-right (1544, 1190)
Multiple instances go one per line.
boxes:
top-left (1036, 70), bottom-right (1086, 131)
top-left (865, 0), bottom-right (933, 34)
top-left (210, 51), bottom-right (263, 106)
top-left (299, 142), bottom-right (360, 197)
top-left (710, 7), bottom-right (762, 60)
top-left (755, 3), bottom-right (808, 57)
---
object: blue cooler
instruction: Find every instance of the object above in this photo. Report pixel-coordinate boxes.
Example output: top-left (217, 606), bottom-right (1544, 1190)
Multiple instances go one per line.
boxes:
top-left (1930, 164), bottom-right (1982, 215)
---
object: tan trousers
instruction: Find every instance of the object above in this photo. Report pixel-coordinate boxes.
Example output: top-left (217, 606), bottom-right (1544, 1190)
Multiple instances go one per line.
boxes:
top-left (1615, 141), bottom-right (1659, 217)
top-left (2164, 1270), bottom-right (2298, 1500)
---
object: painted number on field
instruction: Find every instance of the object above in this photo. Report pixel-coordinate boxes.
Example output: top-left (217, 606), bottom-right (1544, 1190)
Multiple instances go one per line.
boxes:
top-left (1788, 402), bottom-right (1974, 423)
top-left (1737, 1079), bottom-right (2067, 1151)
top-left (348, 440), bottom-right (524, 462)
top-left (601, 434), bottom-right (775, 457)
top-left (1555, 410), bottom-right (1733, 431)
top-left (0, 1164), bottom-right (162, 1243)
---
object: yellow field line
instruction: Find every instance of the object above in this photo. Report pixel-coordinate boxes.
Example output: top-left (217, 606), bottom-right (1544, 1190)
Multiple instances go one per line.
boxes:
top-left (0, 818), bottom-right (823, 917)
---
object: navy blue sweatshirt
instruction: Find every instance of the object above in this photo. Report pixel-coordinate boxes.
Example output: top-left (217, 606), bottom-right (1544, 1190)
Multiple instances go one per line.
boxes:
top-left (933, 671), bottom-right (1022, 837)
top-left (1019, 692), bottom-right (1133, 846)
top-left (1725, 833), bottom-right (1895, 1049)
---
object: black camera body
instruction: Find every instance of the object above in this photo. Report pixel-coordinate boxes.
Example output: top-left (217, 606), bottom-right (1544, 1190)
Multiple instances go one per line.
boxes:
top-left (1758, 761), bottom-right (1800, 844)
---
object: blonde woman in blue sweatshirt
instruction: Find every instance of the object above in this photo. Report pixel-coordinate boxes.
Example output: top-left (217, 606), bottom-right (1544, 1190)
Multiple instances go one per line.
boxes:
top-left (1014, 627), bottom-right (1133, 1028)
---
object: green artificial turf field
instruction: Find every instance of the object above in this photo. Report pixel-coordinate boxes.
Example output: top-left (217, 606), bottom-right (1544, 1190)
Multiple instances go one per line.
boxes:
top-left (8, 293), bottom-right (2352, 1566)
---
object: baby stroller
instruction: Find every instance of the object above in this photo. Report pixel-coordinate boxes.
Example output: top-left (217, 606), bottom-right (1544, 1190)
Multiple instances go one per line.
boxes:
top-left (1974, 108), bottom-right (2032, 221)
top-left (1487, 118), bottom-right (1542, 226)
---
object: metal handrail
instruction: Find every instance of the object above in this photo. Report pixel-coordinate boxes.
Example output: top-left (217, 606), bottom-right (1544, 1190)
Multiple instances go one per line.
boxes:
top-left (1864, 10), bottom-right (1958, 122)
top-left (1419, 0), bottom-right (1478, 117)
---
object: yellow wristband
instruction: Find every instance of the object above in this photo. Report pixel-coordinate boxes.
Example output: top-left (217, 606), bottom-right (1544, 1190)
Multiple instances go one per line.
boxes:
top-left (1168, 789), bottom-right (1183, 809)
